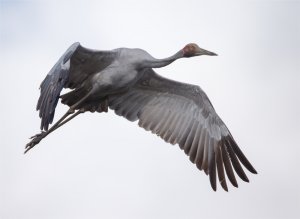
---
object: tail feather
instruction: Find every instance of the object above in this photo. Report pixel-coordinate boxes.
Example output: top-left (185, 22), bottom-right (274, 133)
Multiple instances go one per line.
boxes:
top-left (60, 88), bottom-right (87, 107)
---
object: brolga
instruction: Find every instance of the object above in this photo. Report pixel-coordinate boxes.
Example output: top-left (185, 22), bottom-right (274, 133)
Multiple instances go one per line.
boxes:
top-left (26, 42), bottom-right (257, 191)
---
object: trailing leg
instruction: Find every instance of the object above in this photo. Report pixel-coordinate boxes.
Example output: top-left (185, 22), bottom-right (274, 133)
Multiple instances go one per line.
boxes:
top-left (25, 90), bottom-right (94, 153)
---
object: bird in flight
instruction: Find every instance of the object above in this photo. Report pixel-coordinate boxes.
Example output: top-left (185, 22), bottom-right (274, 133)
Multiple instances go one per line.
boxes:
top-left (26, 42), bottom-right (257, 191)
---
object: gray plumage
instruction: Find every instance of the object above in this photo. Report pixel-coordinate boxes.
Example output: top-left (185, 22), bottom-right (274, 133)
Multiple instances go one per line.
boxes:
top-left (26, 42), bottom-right (257, 191)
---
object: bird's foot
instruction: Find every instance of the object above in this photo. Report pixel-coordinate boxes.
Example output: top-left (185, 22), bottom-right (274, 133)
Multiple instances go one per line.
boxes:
top-left (25, 131), bottom-right (47, 153)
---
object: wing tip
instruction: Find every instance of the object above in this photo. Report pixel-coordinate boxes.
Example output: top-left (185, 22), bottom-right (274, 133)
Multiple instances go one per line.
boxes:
top-left (248, 166), bottom-right (258, 174)
top-left (211, 184), bottom-right (217, 191)
top-left (221, 182), bottom-right (228, 192)
top-left (225, 135), bottom-right (258, 175)
top-left (242, 175), bottom-right (250, 183)
top-left (252, 169), bottom-right (258, 174)
top-left (36, 43), bottom-right (80, 132)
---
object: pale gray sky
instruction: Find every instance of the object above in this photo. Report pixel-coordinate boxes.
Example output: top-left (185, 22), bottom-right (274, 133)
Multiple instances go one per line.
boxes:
top-left (1, 0), bottom-right (300, 219)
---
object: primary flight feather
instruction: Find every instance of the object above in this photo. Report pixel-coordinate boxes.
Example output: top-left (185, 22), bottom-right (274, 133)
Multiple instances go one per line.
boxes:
top-left (26, 42), bottom-right (257, 191)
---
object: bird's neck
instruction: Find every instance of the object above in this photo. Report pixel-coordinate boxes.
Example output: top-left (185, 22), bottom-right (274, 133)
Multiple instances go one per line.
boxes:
top-left (146, 50), bottom-right (184, 68)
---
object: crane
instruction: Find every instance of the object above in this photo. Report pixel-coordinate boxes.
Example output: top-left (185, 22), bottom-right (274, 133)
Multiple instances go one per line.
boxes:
top-left (25, 42), bottom-right (257, 191)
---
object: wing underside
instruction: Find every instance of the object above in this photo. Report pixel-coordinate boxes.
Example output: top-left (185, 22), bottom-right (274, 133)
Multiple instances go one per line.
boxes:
top-left (108, 69), bottom-right (257, 191)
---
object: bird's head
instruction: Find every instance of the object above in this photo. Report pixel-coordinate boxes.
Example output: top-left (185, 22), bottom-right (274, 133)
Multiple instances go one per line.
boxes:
top-left (182, 43), bottom-right (217, 57)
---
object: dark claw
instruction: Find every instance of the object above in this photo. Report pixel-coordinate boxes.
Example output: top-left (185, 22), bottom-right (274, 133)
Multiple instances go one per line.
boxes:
top-left (29, 131), bottom-right (45, 139)
top-left (25, 131), bottom-right (46, 153)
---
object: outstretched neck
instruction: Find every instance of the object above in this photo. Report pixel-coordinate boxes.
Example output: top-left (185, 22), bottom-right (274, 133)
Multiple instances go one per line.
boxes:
top-left (145, 50), bottom-right (184, 68)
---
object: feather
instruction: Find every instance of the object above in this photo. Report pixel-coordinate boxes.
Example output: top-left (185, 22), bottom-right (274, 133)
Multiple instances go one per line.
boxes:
top-left (183, 120), bottom-right (197, 154)
top-left (201, 132), bottom-right (209, 174)
top-left (188, 123), bottom-right (201, 162)
top-left (227, 136), bottom-right (257, 174)
top-left (221, 142), bottom-right (238, 187)
top-left (225, 139), bottom-right (249, 182)
top-left (216, 145), bottom-right (228, 191)
top-left (208, 138), bottom-right (217, 191)
top-left (194, 128), bottom-right (205, 169)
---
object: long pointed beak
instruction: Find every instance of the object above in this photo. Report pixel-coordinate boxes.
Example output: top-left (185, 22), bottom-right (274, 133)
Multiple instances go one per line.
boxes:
top-left (196, 48), bottom-right (218, 56)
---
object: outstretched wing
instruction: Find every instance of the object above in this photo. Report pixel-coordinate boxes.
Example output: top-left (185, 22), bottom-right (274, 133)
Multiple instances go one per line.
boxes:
top-left (36, 42), bottom-right (117, 131)
top-left (108, 68), bottom-right (257, 191)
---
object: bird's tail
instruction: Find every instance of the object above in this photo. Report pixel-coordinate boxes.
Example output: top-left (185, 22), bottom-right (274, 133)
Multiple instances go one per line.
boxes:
top-left (60, 88), bottom-right (87, 107)
top-left (60, 88), bottom-right (108, 113)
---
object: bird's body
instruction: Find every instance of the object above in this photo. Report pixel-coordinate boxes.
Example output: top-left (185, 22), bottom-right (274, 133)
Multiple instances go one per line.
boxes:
top-left (60, 46), bottom-right (183, 112)
top-left (88, 49), bottom-right (150, 95)
top-left (26, 42), bottom-right (257, 191)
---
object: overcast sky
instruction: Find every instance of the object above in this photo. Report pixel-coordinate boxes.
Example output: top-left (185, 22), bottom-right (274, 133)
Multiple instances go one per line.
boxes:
top-left (1, 0), bottom-right (299, 219)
